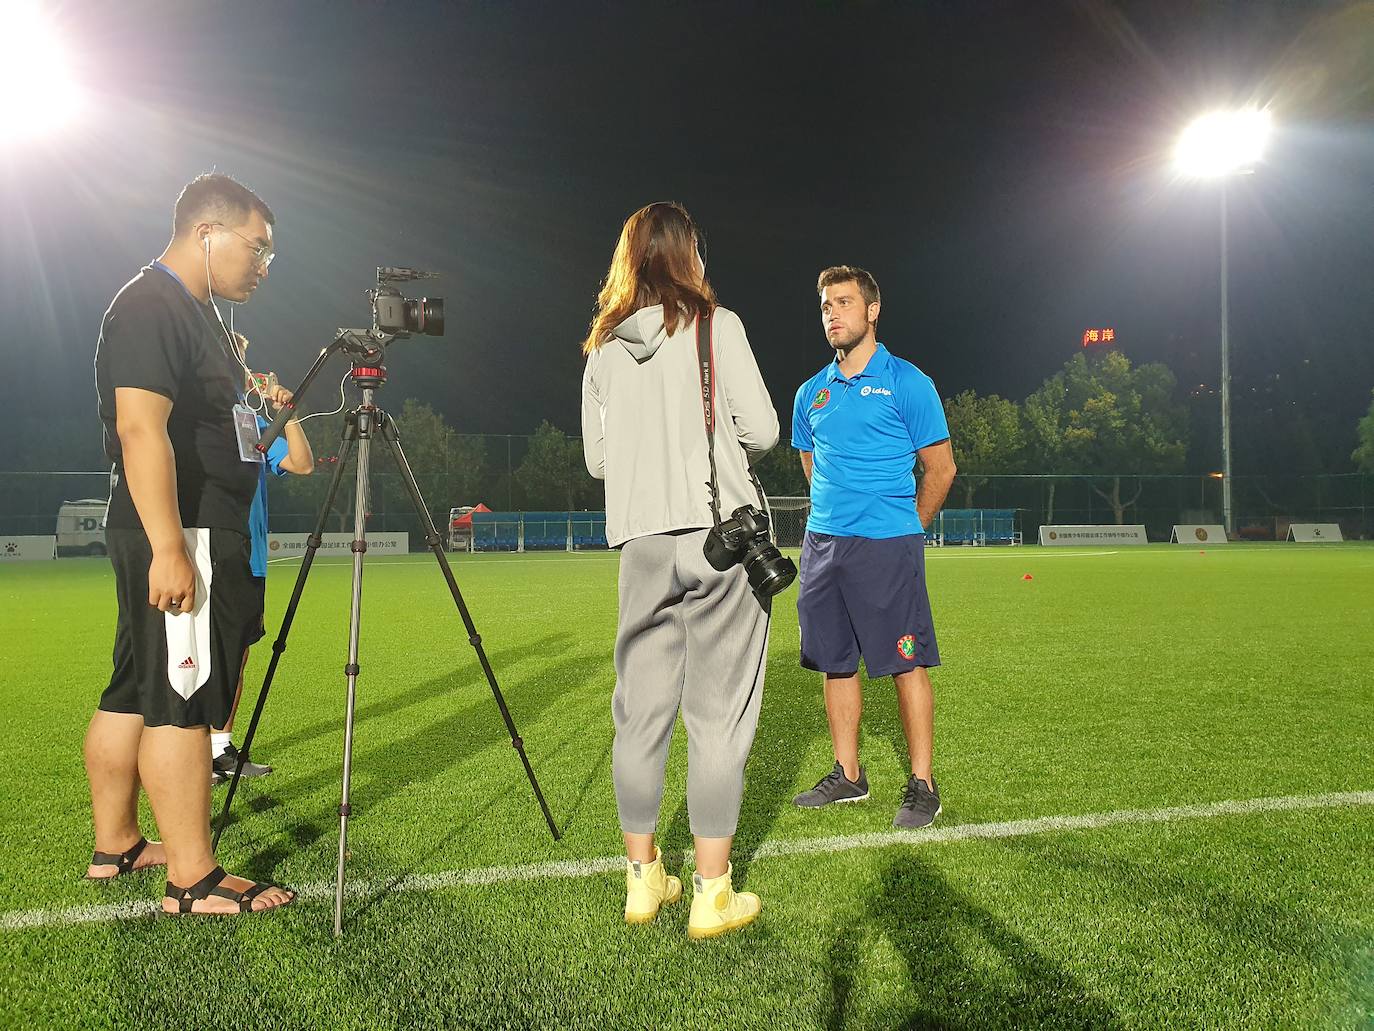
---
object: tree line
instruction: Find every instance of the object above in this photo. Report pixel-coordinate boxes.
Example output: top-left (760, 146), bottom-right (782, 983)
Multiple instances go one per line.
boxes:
top-left (753, 349), bottom-right (1190, 524)
top-left (276, 350), bottom-right (1374, 530)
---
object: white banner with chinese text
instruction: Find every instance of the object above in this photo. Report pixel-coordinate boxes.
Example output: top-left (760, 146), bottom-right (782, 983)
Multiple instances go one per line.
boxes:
top-left (1038, 525), bottom-right (1147, 546)
top-left (266, 532), bottom-right (409, 557)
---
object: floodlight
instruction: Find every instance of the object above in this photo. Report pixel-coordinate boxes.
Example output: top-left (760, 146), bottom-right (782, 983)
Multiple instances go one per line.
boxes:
top-left (1174, 108), bottom-right (1272, 178)
top-left (1, 2), bottom-right (83, 143)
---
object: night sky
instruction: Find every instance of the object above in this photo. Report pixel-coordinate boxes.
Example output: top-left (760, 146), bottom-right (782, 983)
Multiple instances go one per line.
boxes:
top-left (4, 0), bottom-right (1372, 476)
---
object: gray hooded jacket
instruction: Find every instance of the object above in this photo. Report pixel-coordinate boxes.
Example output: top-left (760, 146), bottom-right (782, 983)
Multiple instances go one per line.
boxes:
top-left (582, 304), bottom-right (779, 548)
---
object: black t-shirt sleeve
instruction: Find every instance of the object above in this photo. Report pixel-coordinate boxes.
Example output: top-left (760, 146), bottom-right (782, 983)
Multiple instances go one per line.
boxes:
top-left (101, 290), bottom-right (188, 401)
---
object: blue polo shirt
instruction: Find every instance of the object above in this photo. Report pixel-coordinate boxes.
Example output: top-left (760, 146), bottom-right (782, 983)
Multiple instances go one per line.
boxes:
top-left (792, 344), bottom-right (948, 538)
top-left (248, 414), bottom-right (291, 577)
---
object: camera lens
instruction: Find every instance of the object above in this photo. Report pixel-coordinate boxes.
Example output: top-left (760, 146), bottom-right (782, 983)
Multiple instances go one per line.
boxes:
top-left (404, 297), bottom-right (445, 336)
top-left (741, 543), bottom-right (797, 597)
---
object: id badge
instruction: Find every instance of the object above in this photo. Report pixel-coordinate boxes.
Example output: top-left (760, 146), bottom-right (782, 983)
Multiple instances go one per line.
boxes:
top-left (233, 404), bottom-right (265, 463)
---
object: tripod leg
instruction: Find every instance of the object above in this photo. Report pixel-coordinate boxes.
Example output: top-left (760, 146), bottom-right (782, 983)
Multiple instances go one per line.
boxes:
top-left (378, 413), bottom-right (561, 841)
top-left (213, 418), bottom-right (359, 851)
top-left (335, 407), bottom-right (377, 937)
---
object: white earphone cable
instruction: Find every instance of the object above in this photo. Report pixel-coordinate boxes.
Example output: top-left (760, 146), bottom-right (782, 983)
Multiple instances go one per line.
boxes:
top-left (204, 235), bottom-right (266, 414)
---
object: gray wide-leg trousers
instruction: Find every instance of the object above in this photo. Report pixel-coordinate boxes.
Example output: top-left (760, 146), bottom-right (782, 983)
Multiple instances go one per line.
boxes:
top-left (612, 529), bottom-right (770, 838)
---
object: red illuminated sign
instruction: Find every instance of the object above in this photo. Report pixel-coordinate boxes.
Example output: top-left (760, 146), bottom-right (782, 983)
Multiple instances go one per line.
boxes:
top-left (1082, 328), bottom-right (1116, 347)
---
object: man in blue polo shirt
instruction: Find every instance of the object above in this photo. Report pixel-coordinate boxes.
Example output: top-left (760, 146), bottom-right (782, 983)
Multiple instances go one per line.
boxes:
top-left (791, 265), bottom-right (956, 828)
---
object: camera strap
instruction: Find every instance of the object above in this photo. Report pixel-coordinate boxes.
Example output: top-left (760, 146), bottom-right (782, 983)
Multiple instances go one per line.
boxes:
top-left (696, 310), bottom-right (768, 527)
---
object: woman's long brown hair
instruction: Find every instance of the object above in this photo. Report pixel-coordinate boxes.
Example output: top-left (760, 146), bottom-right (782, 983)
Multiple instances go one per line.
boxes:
top-left (582, 201), bottom-right (717, 355)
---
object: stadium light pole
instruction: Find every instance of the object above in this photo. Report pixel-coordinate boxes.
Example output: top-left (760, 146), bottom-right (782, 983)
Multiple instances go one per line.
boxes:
top-left (1174, 108), bottom-right (1271, 536)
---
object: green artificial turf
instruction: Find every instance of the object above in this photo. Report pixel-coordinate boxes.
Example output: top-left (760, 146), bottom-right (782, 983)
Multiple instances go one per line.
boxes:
top-left (1, 544), bottom-right (1371, 1029)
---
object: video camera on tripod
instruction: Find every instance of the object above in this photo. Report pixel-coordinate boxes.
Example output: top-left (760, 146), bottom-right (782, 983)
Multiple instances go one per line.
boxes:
top-left (222, 265), bottom-right (559, 938)
top-left (256, 267), bottom-right (445, 449)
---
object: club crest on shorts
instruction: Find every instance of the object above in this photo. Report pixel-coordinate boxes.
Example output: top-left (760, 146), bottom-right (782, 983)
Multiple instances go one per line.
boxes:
top-left (897, 634), bottom-right (916, 660)
top-left (812, 387), bottom-right (831, 409)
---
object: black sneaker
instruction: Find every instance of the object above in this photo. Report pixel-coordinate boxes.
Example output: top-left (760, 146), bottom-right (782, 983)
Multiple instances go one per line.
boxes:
top-left (212, 742), bottom-right (273, 784)
top-left (793, 762), bottom-right (870, 808)
top-left (893, 775), bottom-right (940, 829)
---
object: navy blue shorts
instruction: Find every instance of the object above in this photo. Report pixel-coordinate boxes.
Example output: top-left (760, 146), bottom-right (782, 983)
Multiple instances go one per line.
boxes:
top-left (797, 531), bottom-right (940, 677)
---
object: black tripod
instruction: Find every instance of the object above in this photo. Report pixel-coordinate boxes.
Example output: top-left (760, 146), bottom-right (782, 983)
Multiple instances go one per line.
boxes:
top-left (213, 350), bottom-right (560, 937)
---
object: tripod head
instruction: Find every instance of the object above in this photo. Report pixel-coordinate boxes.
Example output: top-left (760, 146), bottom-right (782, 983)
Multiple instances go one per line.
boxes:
top-left (256, 326), bottom-right (395, 452)
top-left (336, 326), bottom-right (391, 361)
top-left (338, 327), bottom-right (390, 392)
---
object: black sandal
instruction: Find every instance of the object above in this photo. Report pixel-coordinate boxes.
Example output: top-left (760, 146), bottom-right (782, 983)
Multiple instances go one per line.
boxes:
top-left (165, 866), bottom-right (294, 915)
top-left (86, 836), bottom-right (156, 879)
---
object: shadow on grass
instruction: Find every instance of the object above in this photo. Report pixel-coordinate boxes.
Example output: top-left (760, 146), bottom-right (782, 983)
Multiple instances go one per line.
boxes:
top-left (238, 632), bottom-right (569, 756)
top-left (827, 853), bottom-right (1123, 1030)
top-left (555, 731), bottom-right (614, 836)
top-left (731, 665), bottom-right (839, 880)
top-left (1012, 835), bottom-right (1355, 991)
top-left (338, 694), bottom-right (620, 923)
top-left (218, 633), bottom-right (599, 877)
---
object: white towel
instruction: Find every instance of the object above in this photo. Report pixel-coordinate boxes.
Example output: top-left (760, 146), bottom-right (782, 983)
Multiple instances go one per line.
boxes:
top-left (164, 527), bottom-right (213, 700)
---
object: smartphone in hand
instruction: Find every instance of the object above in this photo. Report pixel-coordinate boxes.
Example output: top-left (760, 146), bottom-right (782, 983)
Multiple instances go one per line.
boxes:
top-left (248, 370), bottom-right (279, 396)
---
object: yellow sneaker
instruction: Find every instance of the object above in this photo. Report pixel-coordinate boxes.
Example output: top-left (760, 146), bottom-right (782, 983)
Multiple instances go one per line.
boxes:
top-left (624, 847), bottom-right (682, 924)
top-left (687, 864), bottom-right (761, 940)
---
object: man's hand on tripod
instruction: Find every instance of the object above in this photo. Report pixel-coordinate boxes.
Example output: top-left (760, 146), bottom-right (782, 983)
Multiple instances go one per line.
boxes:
top-left (149, 546), bottom-right (195, 613)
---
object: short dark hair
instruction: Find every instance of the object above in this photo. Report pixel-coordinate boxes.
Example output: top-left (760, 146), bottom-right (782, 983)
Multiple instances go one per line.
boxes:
top-left (817, 265), bottom-right (880, 307)
top-left (172, 173), bottom-right (275, 237)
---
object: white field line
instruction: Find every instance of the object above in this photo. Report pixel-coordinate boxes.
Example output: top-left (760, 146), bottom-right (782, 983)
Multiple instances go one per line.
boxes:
top-left (927, 549), bottom-right (1119, 559)
top-left (4, 789), bottom-right (1370, 932)
top-left (922, 544), bottom-right (1364, 558)
top-left (266, 554), bottom-right (617, 566)
top-left (269, 550), bottom-right (1120, 568)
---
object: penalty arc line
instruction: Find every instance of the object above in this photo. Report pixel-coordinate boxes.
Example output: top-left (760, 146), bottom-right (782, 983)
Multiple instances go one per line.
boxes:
top-left (4, 788), bottom-right (1370, 931)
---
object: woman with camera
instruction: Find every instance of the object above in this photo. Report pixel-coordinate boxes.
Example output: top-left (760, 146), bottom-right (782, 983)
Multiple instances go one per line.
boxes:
top-left (581, 202), bottom-right (780, 939)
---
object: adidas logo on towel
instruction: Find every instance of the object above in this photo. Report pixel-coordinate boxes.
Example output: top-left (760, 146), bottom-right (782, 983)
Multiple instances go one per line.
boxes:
top-left (178, 657), bottom-right (196, 670)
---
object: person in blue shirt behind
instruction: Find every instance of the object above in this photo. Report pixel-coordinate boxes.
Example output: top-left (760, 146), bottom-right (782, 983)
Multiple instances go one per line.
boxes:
top-left (790, 266), bottom-right (956, 829)
top-left (211, 332), bottom-right (313, 783)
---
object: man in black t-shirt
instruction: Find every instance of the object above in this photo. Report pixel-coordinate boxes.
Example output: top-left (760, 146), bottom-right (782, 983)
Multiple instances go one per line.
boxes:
top-left (85, 173), bottom-right (294, 916)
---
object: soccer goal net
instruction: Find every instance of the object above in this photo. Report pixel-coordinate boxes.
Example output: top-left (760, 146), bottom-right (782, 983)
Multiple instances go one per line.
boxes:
top-left (768, 496), bottom-right (810, 548)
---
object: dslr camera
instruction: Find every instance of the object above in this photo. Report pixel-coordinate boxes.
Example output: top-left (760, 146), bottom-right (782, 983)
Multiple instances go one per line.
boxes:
top-left (370, 267), bottom-right (445, 338)
top-left (703, 504), bottom-right (798, 598)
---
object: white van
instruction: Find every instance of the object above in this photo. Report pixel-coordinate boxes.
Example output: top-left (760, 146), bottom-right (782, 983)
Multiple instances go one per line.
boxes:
top-left (56, 499), bottom-right (108, 557)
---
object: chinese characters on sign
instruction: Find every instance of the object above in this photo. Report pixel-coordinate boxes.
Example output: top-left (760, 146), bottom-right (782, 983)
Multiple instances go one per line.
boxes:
top-left (1082, 327), bottom-right (1116, 347)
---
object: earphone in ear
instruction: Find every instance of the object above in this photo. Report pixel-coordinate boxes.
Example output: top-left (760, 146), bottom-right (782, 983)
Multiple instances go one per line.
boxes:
top-left (203, 236), bottom-right (210, 253)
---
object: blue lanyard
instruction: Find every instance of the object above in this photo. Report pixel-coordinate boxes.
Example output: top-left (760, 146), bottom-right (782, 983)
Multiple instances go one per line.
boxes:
top-left (151, 261), bottom-right (243, 390)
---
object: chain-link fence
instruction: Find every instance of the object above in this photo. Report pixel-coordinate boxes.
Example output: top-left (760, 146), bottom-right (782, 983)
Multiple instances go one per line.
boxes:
top-left (759, 475), bottom-right (1372, 544)
top-left (4, 469), bottom-right (1371, 544)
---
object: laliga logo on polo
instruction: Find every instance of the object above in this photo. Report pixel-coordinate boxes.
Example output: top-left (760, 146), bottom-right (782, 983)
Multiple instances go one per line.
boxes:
top-left (860, 386), bottom-right (892, 397)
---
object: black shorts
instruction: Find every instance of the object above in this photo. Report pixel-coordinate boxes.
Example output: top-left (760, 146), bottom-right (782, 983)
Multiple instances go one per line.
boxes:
top-left (797, 531), bottom-right (940, 677)
top-left (249, 575), bottom-right (266, 645)
top-left (100, 527), bottom-right (260, 728)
